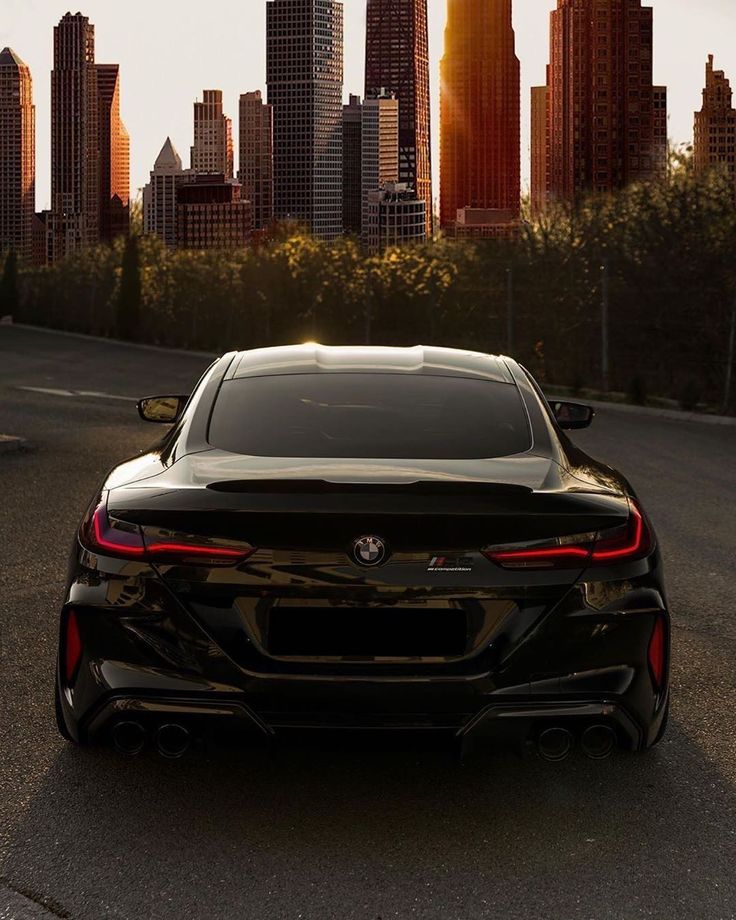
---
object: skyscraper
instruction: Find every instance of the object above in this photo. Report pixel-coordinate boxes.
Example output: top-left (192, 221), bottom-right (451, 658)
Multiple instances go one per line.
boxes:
top-left (342, 94), bottom-right (363, 235)
top-left (143, 137), bottom-right (191, 249)
top-left (0, 48), bottom-right (35, 263)
top-left (365, 0), bottom-right (432, 237)
top-left (176, 176), bottom-right (252, 251)
top-left (530, 81), bottom-right (549, 215)
top-left (238, 91), bottom-right (274, 230)
top-left (267, 0), bottom-right (344, 241)
top-left (361, 91), bottom-right (399, 243)
top-left (96, 64), bottom-right (130, 242)
top-left (440, 0), bottom-right (520, 229)
top-left (191, 90), bottom-right (234, 178)
top-left (694, 56), bottom-right (736, 189)
top-left (50, 12), bottom-right (99, 261)
top-left (365, 182), bottom-right (427, 253)
top-left (546, 0), bottom-right (667, 202)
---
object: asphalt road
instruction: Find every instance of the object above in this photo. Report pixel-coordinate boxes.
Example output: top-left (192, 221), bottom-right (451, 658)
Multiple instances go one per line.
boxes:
top-left (1, 325), bottom-right (735, 920)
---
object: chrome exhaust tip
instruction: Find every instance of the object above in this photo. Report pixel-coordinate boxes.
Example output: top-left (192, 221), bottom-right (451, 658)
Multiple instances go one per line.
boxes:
top-left (537, 726), bottom-right (574, 762)
top-left (156, 723), bottom-right (191, 759)
top-left (581, 724), bottom-right (617, 760)
top-left (112, 720), bottom-right (146, 756)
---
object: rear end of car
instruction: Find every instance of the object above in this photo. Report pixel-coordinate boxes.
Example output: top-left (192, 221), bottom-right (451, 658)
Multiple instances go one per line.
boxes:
top-left (56, 348), bottom-right (670, 758)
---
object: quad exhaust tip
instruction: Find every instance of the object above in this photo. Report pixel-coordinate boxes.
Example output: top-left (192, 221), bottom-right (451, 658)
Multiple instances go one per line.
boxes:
top-left (537, 726), bottom-right (574, 762)
top-left (580, 724), bottom-right (617, 760)
top-left (112, 720), bottom-right (146, 756)
top-left (537, 724), bottom-right (618, 762)
top-left (156, 723), bottom-right (191, 759)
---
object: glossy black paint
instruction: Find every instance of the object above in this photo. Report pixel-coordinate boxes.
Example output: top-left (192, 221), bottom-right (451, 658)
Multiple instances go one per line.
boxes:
top-left (56, 346), bottom-right (670, 755)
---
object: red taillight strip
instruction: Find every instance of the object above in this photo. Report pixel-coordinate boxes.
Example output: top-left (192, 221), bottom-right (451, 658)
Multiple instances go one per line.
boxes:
top-left (486, 544), bottom-right (591, 565)
top-left (84, 500), bottom-right (253, 563)
top-left (648, 615), bottom-right (667, 691)
top-left (483, 501), bottom-right (652, 570)
top-left (91, 504), bottom-right (145, 557)
top-left (145, 541), bottom-right (252, 560)
top-left (590, 503), bottom-right (647, 562)
top-left (64, 609), bottom-right (83, 683)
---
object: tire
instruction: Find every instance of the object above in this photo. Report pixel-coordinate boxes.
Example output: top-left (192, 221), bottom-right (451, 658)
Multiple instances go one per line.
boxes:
top-left (54, 671), bottom-right (79, 745)
top-left (638, 698), bottom-right (669, 752)
top-left (650, 698), bottom-right (670, 747)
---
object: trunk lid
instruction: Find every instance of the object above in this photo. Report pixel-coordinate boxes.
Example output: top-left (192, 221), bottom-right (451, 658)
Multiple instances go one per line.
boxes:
top-left (105, 450), bottom-right (627, 673)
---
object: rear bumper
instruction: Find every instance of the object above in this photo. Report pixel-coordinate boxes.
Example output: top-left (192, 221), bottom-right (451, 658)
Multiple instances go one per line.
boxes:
top-left (58, 553), bottom-right (671, 753)
top-left (79, 691), bottom-right (650, 752)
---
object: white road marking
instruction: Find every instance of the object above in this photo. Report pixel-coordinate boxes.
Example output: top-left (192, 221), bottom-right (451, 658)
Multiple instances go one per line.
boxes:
top-left (18, 386), bottom-right (75, 397)
top-left (76, 390), bottom-right (137, 402)
top-left (17, 386), bottom-right (136, 403)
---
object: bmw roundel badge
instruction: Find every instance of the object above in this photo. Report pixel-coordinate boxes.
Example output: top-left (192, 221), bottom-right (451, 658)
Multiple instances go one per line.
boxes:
top-left (352, 535), bottom-right (388, 567)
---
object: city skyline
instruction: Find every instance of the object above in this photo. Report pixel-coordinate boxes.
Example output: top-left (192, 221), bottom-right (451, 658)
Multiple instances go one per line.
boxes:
top-left (2, 0), bottom-right (734, 210)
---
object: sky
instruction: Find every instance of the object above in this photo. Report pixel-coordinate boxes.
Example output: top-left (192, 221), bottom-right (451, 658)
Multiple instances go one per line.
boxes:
top-left (2, 0), bottom-right (736, 210)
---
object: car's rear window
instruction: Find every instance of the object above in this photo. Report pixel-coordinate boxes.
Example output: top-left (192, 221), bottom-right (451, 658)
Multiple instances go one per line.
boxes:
top-left (207, 374), bottom-right (531, 460)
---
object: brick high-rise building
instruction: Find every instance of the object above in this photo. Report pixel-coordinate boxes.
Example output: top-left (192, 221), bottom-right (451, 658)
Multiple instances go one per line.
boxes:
top-left (143, 137), bottom-right (192, 249)
top-left (365, 0), bottom-right (432, 237)
top-left (177, 175), bottom-right (252, 250)
top-left (546, 0), bottom-right (667, 202)
top-left (50, 12), bottom-right (99, 261)
top-left (440, 0), bottom-right (520, 229)
top-left (694, 56), bottom-right (736, 189)
top-left (191, 90), bottom-right (234, 179)
top-left (531, 81), bottom-right (549, 215)
top-left (0, 48), bottom-right (35, 263)
top-left (342, 94), bottom-right (362, 235)
top-left (96, 64), bottom-right (130, 242)
top-left (267, 0), bottom-right (344, 241)
top-left (361, 91), bottom-right (399, 243)
top-left (238, 91), bottom-right (274, 231)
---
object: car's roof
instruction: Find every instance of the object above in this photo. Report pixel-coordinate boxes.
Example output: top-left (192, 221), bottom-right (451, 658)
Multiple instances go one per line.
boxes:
top-left (227, 345), bottom-right (515, 384)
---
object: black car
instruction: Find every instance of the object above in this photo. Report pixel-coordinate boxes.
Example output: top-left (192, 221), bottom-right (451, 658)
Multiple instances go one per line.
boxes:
top-left (56, 345), bottom-right (669, 761)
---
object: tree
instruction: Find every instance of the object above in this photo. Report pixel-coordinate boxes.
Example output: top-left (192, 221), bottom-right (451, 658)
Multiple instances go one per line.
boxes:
top-left (116, 235), bottom-right (142, 340)
top-left (0, 250), bottom-right (20, 318)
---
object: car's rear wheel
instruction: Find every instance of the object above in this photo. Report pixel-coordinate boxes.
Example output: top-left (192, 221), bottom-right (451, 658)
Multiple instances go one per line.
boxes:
top-left (638, 699), bottom-right (669, 752)
top-left (650, 698), bottom-right (670, 747)
top-left (54, 670), bottom-right (79, 745)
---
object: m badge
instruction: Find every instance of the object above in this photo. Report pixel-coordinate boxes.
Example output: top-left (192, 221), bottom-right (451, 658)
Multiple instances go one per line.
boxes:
top-left (428, 555), bottom-right (473, 573)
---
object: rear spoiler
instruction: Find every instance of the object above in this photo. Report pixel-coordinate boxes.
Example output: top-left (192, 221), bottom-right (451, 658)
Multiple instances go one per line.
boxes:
top-left (205, 479), bottom-right (534, 497)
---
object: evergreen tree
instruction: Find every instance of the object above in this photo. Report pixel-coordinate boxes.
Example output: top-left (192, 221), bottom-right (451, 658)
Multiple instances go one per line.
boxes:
top-left (0, 250), bottom-right (20, 318)
top-left (116, 235), bottom-right (142, 340)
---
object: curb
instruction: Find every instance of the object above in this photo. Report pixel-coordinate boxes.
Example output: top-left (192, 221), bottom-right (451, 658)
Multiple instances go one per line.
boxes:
top-left (574, 397), bottom-right (736, 428)
top-left (0, 434), bottom-right (25, 453)
top-left (5, 322), bottom-right (218, 360)
top-left (4, 321), bottom-right (735, 428)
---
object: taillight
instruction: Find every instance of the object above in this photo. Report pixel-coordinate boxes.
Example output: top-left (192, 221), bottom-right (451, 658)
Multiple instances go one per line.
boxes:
top-left (483, 500), bottom-right (653, 570)
top-left (648, 615), bottom-right (667, 691)
top-left (80, 498), bottom-right (255, 566)
top-left (483, 538), bottom-right (594, 569)
top-left (145, 534), bottom-right (253, 565)
top-left (590, 503), bottom-right (652, 563)
top-left (64, 609), bottom-right (83, 682)
top-left (82, 501), bottom-right (147, 558)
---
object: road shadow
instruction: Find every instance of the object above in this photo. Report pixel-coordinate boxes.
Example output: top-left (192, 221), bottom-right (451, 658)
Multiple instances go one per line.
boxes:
top-left (3, 714), bottom-right (736, 920)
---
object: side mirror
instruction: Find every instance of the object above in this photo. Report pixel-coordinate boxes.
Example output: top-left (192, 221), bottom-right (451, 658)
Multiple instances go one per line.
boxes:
top-left (552, 401), bottom-right (595, 430)
top-left (137, 395), bottom-right (188, 424)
